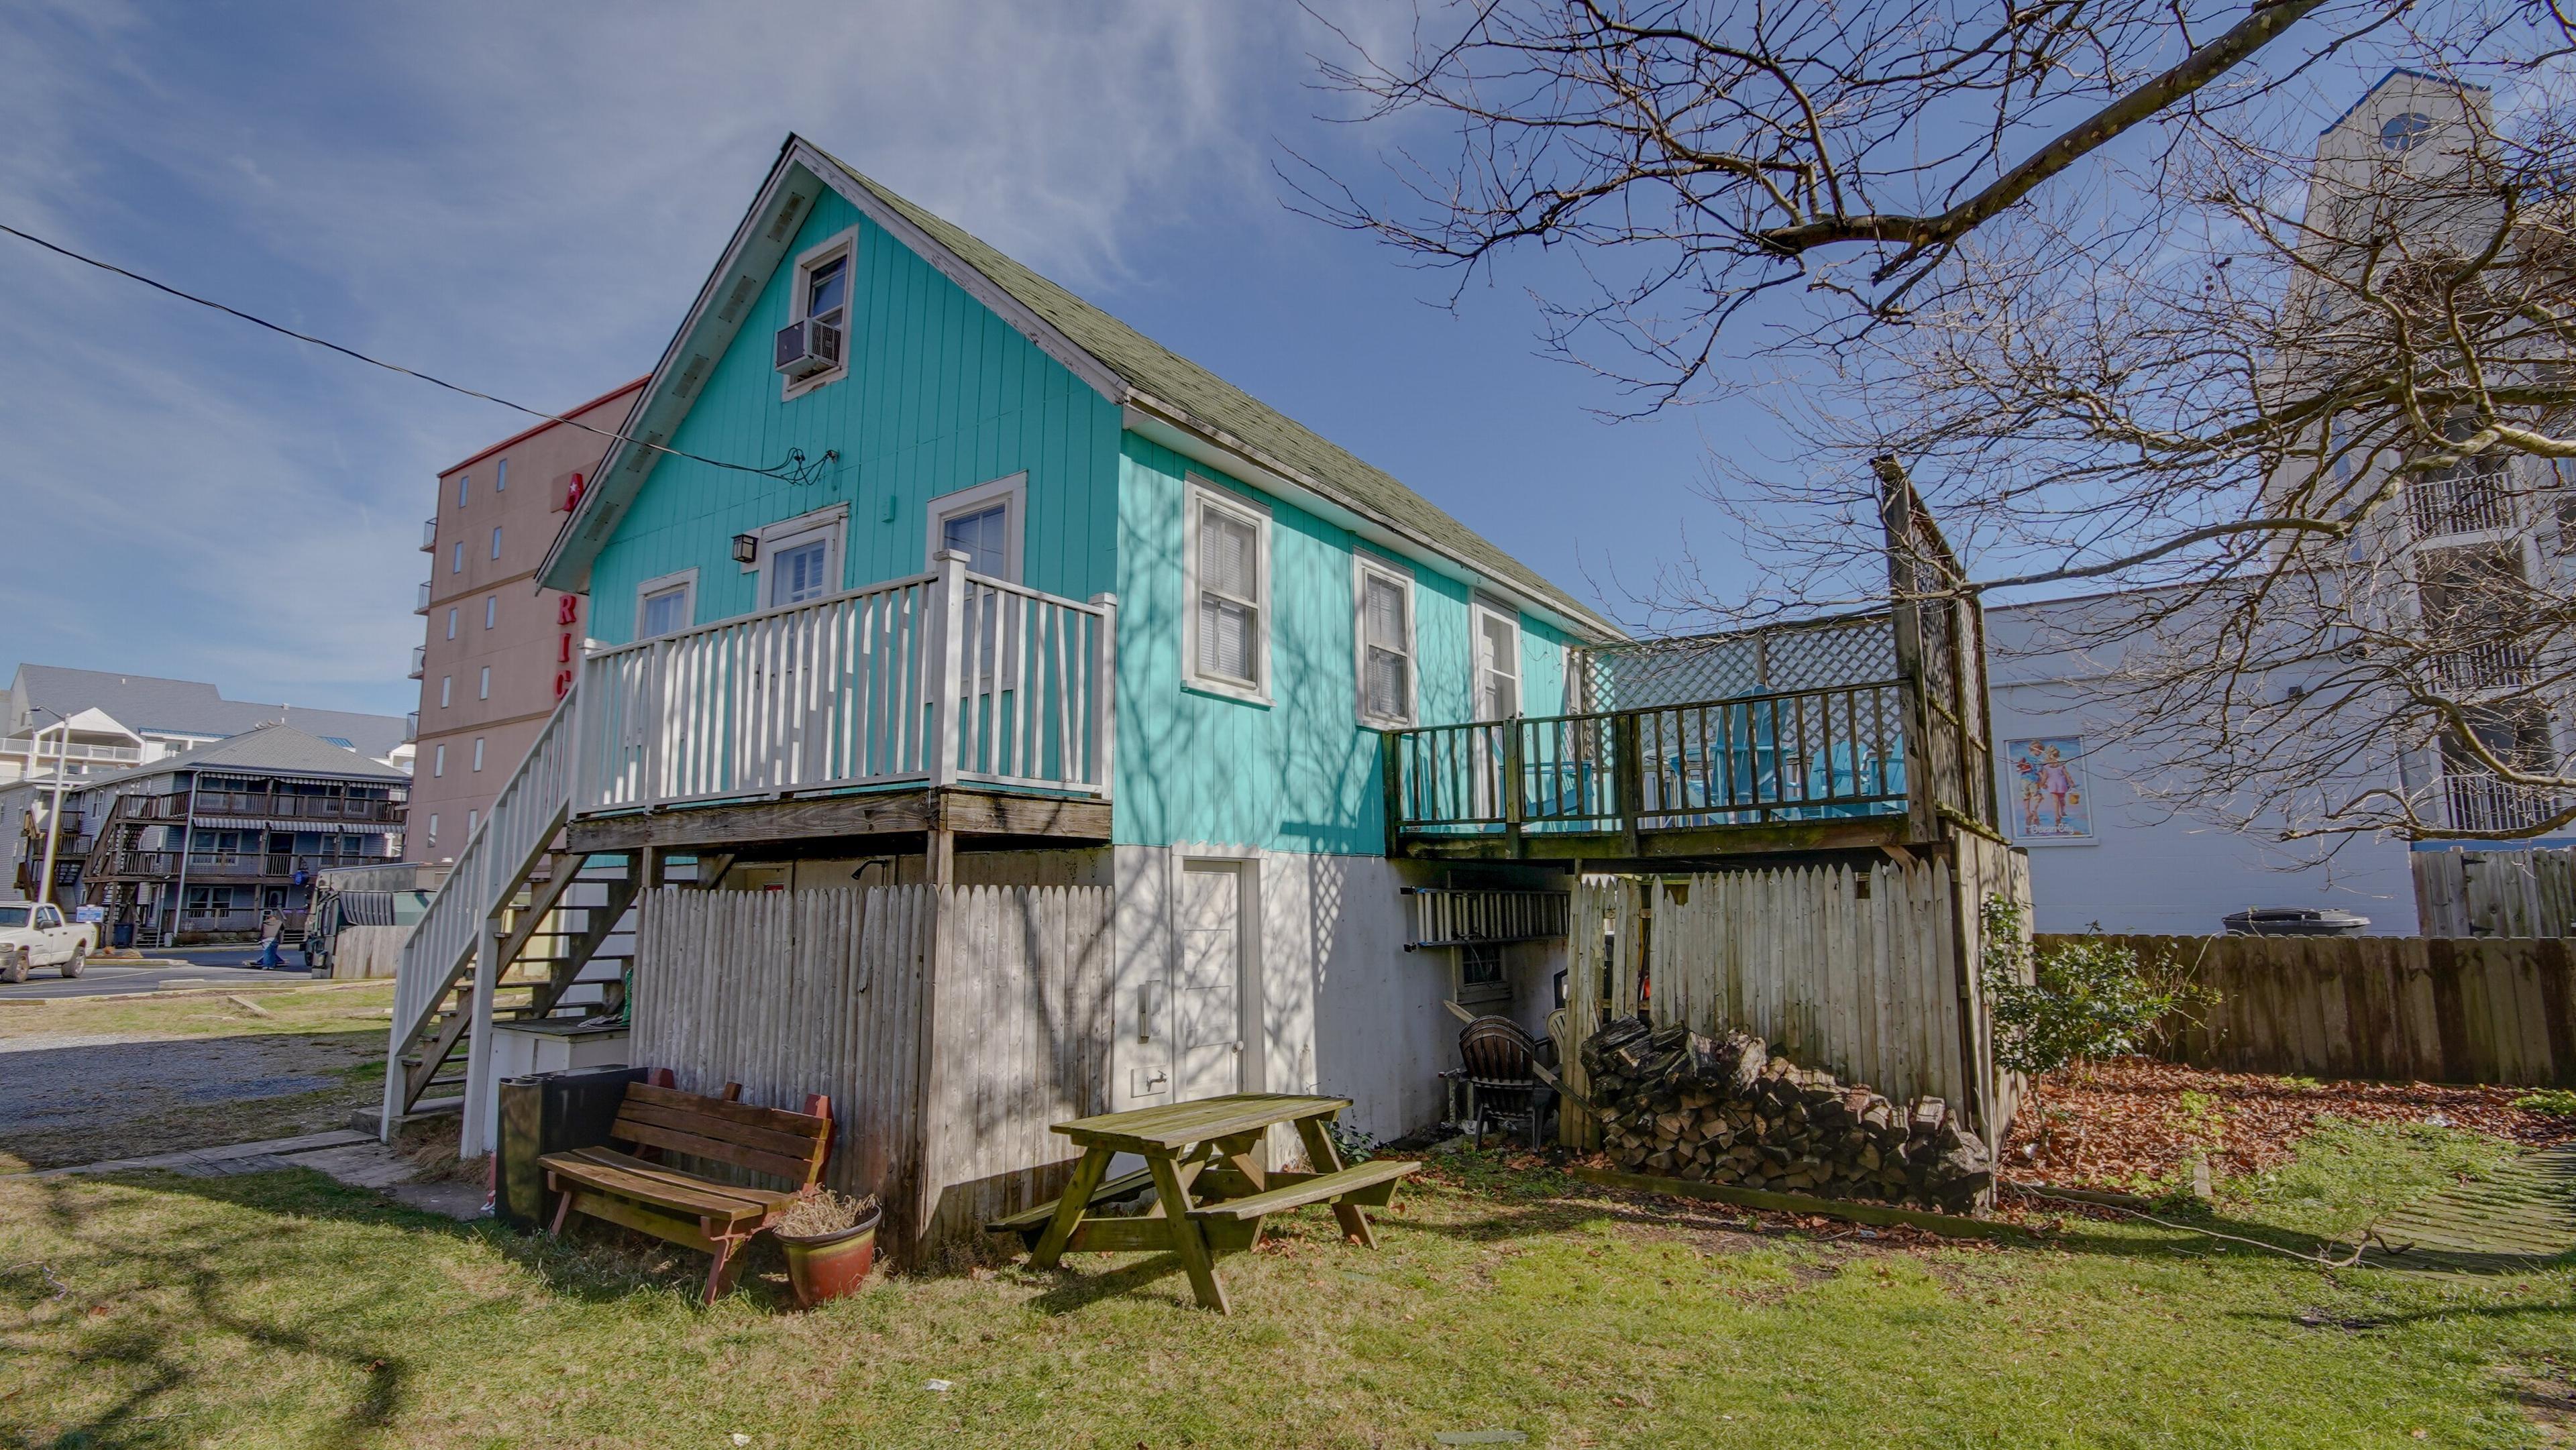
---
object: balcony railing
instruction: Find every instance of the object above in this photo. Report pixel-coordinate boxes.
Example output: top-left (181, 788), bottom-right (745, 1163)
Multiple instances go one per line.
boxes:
top-left (574, 551), bottom-right (1116, 816)
top-left (1, 739), bottom-right (143, 765)
top-left (2443, 774), bottom-right (2569, 836)
top-left (415, 581), bottom-right (432, 614)
top-left (1389, 598), bottom-right (1992, 856)
top-left (1395, 679), bottom-right (1911, 837)
top-left (409, 645), bottom-right (426, 680)
top-left (2408, 459), bottom-right (2515, 539)
top-left (421, 517), bottom-right (438, 551)
top-left (103, 851), bottom-right (356, 879)
top-left (405, 712), bottom-right (419, 743)
top-left (133, 791), bottom-right (402, 823)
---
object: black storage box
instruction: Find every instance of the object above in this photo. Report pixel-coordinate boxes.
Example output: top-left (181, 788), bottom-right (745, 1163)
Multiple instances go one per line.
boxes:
top-left (495, 1064), bottom-right (643, 1231)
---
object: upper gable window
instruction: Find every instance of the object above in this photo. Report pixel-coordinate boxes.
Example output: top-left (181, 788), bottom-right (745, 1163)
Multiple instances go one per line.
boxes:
top-left (782, 227), bottom-right (859, 400)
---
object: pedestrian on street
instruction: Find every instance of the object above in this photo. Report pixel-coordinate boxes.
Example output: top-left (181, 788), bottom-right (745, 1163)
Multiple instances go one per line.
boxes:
top-left (258, 909), bottom-right (284, 969)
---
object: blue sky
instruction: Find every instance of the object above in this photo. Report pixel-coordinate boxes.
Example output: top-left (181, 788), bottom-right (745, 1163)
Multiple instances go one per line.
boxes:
top-left (0, 2), bottom-right (1756, 720)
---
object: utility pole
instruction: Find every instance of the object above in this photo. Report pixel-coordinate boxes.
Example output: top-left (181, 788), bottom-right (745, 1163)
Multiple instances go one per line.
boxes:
top-left (31, 710), bottom-right (72, 910)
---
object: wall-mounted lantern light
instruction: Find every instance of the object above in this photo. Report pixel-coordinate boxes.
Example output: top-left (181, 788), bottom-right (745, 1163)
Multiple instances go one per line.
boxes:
top-left (731, 533), bottom-right (759, 564)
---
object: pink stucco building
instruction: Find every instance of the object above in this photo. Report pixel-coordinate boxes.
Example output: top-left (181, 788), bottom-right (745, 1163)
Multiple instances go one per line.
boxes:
top-left (411, 378), bottom-right (644, 859)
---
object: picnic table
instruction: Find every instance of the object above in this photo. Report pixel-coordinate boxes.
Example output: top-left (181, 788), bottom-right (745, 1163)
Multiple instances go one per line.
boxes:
top-left (989, 1093), bottom-right (1419, 1313)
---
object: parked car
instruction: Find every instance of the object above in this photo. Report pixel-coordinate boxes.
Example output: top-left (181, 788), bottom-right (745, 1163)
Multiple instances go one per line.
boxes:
top-left (0, 901), bottom-right (99, 982)
top-left (2221, 906), bottom-right (2371, 937)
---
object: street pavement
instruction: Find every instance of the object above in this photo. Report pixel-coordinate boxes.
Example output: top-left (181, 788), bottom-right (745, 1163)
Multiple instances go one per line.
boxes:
top-left (0, 957), bottom-right (315, 1001)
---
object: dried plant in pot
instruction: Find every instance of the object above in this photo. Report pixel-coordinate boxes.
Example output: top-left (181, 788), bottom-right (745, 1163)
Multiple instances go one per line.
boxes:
top-left (773, 1189), bottom-right (881, 1308)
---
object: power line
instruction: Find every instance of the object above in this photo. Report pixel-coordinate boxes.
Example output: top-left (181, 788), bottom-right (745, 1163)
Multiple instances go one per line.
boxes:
top-left (0, 219), bottom-right (837, 486)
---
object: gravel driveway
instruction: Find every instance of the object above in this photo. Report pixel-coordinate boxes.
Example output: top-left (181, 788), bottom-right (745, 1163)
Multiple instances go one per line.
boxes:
top-left (0, 1023), bottom-right (385, 1172)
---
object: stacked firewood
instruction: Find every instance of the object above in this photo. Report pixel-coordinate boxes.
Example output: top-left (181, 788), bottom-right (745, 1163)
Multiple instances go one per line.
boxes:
top-left (1580, 1015), bottom-right (1995, 1213)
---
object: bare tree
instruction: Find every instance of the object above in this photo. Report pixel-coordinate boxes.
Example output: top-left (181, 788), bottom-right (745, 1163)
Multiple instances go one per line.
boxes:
top-left (1301, 1), bottom-right (2576, 844)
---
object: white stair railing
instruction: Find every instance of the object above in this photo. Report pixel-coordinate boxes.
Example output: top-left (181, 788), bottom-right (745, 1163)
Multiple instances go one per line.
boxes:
top-left (380, 690), bottom-right (580, 1143)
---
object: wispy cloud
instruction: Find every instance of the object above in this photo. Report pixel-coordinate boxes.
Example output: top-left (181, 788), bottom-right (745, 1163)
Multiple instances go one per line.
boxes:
top-left (0, 1), bottom-right (1302, 714)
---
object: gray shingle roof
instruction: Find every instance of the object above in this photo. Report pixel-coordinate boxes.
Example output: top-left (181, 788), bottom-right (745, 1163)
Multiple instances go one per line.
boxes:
top-left (73, 722), bottom-right (411, 793)
top-left (13, 665), bottom-right (408, 761)
top-left (807, 145), bottom-right (1621, 640)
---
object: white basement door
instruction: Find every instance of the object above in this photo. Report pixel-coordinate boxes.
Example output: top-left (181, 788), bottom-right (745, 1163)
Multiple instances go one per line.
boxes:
top-left (1174, 861), bottom-right (1245, 1101)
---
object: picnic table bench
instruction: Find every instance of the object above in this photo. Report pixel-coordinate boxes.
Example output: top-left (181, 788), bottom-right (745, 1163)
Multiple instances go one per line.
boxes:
top-left (539, 1070), bottom-right (833, 1300)
top-left (987, 1093), bottom-right (1419, 1313)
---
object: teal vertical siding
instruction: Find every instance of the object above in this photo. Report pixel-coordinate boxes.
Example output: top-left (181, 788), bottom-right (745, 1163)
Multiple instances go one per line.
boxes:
top-left (587, 188), bottom-right (1123, 645)
top-left (579, 182), bottom-right (1596, 857)
top-left (1113, 435), bottom-right (1587, 852)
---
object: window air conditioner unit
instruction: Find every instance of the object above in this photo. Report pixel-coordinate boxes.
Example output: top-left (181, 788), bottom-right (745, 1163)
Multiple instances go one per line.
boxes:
top-left (774, 317), bottom-right (843, 380)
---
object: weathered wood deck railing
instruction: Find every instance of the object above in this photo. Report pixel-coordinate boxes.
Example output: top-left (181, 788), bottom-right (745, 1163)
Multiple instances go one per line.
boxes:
top-left (575, 549), bottom-right (1114, 815)
top-left (1388, 590), bottom-right (1990, 860)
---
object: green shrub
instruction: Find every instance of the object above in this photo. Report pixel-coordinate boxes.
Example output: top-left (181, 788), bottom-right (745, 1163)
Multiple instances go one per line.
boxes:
top-left (1980, 899), bottom-right (2210, 1080)
top-left (2512, 1089), bottom-right (2576, 1117)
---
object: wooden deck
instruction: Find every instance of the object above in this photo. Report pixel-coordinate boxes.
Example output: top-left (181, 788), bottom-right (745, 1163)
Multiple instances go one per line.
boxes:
top-left (566, 785), bottom-right (1110, 858)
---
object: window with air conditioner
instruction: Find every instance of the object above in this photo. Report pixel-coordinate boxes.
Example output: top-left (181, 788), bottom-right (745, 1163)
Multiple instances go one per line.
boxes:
top-left (1184, 480), bottom-right (1269, 702)
top-left (777, 228), bottom-right (855, 392)
top-left (1354, 557), bottom-right (1415, 727)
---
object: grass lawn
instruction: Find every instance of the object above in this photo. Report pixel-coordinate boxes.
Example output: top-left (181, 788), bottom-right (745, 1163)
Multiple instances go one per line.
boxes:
top-left (0, 983), bottom-right (394, 1172)
top-left (4, 1122), bottom-right (2570, 1448)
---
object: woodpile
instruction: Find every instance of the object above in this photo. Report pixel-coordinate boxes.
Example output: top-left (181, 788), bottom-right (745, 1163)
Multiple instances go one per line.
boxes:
top-left (1580, 1015), bottom-right (1994, 1213)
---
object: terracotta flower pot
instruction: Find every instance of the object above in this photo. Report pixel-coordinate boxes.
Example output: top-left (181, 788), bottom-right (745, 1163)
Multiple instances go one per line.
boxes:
top-left (777, 1205), bottom-right (881, 1308)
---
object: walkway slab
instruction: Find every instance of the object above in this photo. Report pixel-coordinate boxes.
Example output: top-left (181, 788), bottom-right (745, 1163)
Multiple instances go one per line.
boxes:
top-left (2361, 1144), bottom-right (2576, 1273)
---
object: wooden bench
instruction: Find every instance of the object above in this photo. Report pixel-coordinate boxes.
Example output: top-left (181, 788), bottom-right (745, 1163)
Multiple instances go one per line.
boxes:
top-left (539, 1072), bottom-right (833, 1300)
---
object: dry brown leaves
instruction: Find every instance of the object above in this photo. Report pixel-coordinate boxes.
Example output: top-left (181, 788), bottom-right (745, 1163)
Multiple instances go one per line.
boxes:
top-left (1998, 1056), bottom-right (2576, 1193)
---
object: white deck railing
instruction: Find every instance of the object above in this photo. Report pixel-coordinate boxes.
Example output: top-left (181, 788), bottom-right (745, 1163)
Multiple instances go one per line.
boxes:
top-left (575, 551), bottom-right (1115, 814)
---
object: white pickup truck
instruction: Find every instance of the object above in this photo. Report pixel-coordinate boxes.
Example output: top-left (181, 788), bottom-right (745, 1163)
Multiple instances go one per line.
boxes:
top-left (0, 901), bottom-right (96, 983)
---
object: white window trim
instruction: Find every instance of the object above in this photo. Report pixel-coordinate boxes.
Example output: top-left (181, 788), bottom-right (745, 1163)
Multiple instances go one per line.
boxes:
top-left (1470, 596), bottom-right (1522, 720)
top-left (781, 224), bottom-right (859, 402)
top-left (634, 567), bottom-right (700, 638)
top-left (1181, 476), bottom-right (1273, 706)
top-left (924, 470), bottom-right (1028, 581)
top-left (1352, 553), bottom-right (1417, 728)
top-left (742, 502), bottom-right (850, 609)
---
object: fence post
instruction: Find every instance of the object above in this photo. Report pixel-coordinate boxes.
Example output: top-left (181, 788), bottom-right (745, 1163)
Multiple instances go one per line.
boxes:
top-left (1504, 719), bottom-right (1526, 856)
top-left (1615, 712), bottom-right (1642, 859)
top-left (1087, 592), bottom-right (1117, 799)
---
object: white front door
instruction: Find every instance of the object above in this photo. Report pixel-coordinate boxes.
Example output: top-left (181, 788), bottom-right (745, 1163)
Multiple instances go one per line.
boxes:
top-left (1173, 860), bottom-right (1246, 1101)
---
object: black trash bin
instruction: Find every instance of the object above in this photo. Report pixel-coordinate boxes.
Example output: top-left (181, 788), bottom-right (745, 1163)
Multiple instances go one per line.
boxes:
top-left (495, 1064), bottom-right (643, 1231)
top-left (112, 922), bottom-right (135, 950)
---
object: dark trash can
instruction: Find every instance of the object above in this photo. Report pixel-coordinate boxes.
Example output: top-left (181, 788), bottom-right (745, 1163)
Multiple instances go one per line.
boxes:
top-left (2222, 907), bottom-right (2371, 937)
top-left (112, 922), bottom-right (134, 949)
top-left (495, 1064), bottom-right (643, 1231)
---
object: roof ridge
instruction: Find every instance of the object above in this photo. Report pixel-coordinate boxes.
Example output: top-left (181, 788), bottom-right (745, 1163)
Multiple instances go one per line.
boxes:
top-left (802, 144), bottom-right (1619, 638)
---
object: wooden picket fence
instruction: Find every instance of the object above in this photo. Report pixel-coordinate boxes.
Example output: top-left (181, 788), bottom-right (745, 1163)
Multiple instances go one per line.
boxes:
top-left (2040, 933), bottom-right (2576, 1087)
top-left (631, 883), bottom-right (1112, 1260)
top-left (2414, 848), bottom-right (2576, 938)
top-left (1558, 834), bottom-right (2033, 1150)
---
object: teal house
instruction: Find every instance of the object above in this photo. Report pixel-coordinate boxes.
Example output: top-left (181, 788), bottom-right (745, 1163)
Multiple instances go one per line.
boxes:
top-left (496, 136), bottom-right (1621, 1139)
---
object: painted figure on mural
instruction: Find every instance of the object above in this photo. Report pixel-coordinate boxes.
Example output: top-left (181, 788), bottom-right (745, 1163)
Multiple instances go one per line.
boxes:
top-left (2004, 736), bottom-right (2092, 840)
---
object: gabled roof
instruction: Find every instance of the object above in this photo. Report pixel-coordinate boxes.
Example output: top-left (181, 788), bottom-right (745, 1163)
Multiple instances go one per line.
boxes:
top-left (11, 665), bottom-right (409, 760)
top-left (73, 722), bottom-right (411, 794)
top-left (543, 136), bottom-right (1621, 640)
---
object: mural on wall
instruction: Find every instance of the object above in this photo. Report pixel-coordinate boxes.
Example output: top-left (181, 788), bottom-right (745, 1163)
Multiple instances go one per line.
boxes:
top-left (2004, 735), bottom-right (2093, 840)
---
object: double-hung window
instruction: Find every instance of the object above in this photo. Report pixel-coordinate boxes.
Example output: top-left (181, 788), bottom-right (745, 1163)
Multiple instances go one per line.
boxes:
top-left (1472, 600), bottom-right (1521, 721)
top-left (1354, 557), bottom-right (1415, 726)
top-left (1185, 480), bottom-right (1269, 700)
top-left (770, 537), bottom-right (831, 606)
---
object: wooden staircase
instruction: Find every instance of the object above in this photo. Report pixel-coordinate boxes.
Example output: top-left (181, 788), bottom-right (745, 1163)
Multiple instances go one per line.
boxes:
top-left (392, 851), bottom-right (643, 1115)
